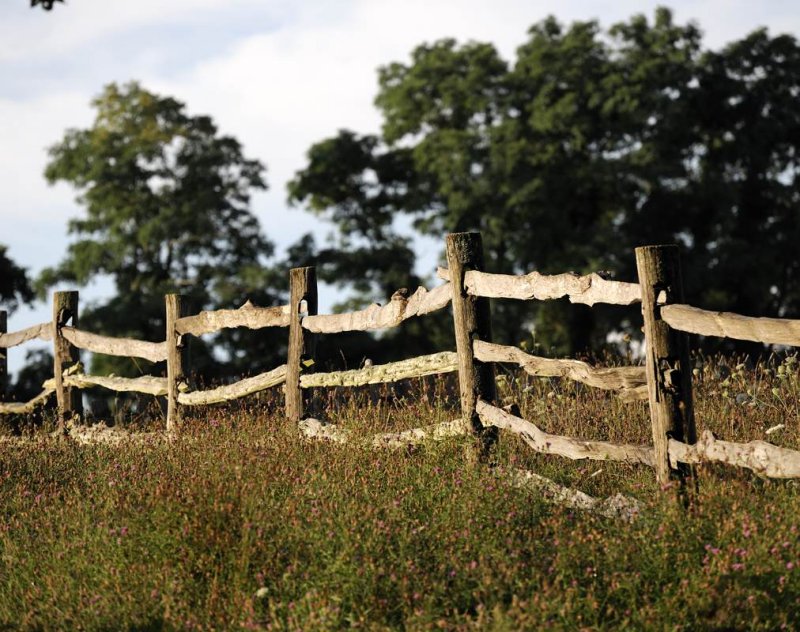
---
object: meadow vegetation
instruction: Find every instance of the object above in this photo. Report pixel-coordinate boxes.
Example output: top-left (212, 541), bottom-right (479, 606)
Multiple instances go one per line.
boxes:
top-left (1, 354), bottom-right (800, 630)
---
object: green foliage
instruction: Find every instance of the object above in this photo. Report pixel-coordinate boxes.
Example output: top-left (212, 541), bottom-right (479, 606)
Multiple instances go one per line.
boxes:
top-left (30, 0), bottom-right (64, 10)
top-left (39, 82), bottom-right (284, 380)
top-left (290, 8), bottom-right (800, 355)
top-left (0, 245), bottom-right (34, 315)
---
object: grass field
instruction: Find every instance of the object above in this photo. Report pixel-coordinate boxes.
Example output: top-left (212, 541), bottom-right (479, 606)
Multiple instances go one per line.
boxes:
top-left (1, 355), bottom-right (800, 630)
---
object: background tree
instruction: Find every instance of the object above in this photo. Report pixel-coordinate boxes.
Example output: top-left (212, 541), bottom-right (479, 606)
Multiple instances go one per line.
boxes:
top-left (289, 7), bottom-right (800, 356)
top-left (30, 0), bottom-right (64, 10)
top-left (39, 82), bottom-right (284, 397)
top-left (0, 245), bottom-right (34, 315)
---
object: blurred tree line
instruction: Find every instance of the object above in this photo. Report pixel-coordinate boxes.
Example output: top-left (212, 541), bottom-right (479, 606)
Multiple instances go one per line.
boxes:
top-left (3, 7), bottom-right (800, 413)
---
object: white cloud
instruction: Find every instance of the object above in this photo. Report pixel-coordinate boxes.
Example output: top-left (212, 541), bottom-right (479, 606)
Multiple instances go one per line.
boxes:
top-left (0, 92), bottom-right (92, 264)
top-left (0, 0), bottom-right (278, 63)
top-left (149, 0), bottom-right (800, 262)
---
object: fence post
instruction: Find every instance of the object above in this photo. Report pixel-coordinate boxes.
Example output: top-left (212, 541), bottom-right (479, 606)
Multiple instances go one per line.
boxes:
top-left (286, 267), bottom-right (318, 423)
top-left (0, 310), bottom-right (6, 399)
top-left (446, 232), bottom-right (497, 453)
top-left (52, 291), bottom-right (82, 430)
top-left (165, 293), bottom-right (187, 433)
top-left (635, 245), bottom-right (696, 486)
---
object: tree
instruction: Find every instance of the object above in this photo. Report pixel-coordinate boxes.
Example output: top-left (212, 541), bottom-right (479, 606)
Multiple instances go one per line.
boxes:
top-left (30, 0), bottom-right (64, 10)
top-left (40, 82), bottom-right (283, 383)
top-left (290, 8), bottom-right (800, 355)
top-left (0, 245), bottom-right (34, 315)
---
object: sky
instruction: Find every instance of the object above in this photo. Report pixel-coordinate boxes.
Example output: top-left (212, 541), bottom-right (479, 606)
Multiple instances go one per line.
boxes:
top-left (2, 0), bottom-right (800, 375)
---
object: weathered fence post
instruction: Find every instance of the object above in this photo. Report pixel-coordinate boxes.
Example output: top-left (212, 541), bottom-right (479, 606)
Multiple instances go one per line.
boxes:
top-left (635, 245), bottom-right (696, 485)
top-left (446, 232), bottom-right (497, 453)
top-left (0, 310), bottom-right (6, 399)
top-left (286, 267), bottom-right (318, 423)
top-left (165, 293), bottom-right (187, 433)
top-left (52, 291), bottom-right (82, 429)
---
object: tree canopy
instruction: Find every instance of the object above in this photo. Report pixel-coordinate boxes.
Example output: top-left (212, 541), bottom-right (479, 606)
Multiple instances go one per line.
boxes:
top-left (39, 82), bottom-right (282, 380)
top-left (0, 246), bottom-right (34, 316)
top-left (289, 7), bottom-right (800, 355)
top-left (30, 0), bottom-right (63, 10)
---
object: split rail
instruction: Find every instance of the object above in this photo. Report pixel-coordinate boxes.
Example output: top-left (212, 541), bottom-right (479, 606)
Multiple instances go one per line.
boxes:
top-left (2, 233), bottom-right (800, 486)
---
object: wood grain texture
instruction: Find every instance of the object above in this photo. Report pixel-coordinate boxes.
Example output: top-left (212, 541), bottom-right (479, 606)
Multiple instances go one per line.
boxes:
top-left (175, 302), bottom-right (290, 336)
top-left (298, 418), bottom-right (350, 443)
top-left (178, 365), bottom-right (287, 405)
top-left (0, 322), bottom-right (52, 348)
top-left (437, 267), bottom-right (641, 306)
top-left (61, 327), bottom-right (167, 362)
top-left (299, 352), bottom-right (457, 388)
top-left (0, 387), bottom-right (55, 414)
top-left (446, 233), bottom-right (497, 451)
top-left (52, 291), bottom-right (82, 427)
top-left (476, 400), bottom-right (654, 466)
top-left (286, 267), bottom-right (317, 422)
top-left (473, 340), bottom-right (648, 401)
top-left (636, 245), bottom-right (695, 485)
top-left (669, 430), bottom-right (800, 479)
top-left (55, 373), bottom-right (168, 396)
top-left (503, 467), bottom-right (643, 521)
top-left (298, 417), bottom-right (468, 448)
top-left (661, 304), bottom-right (800, 347)
top-left (0, 311), bottom-right (5, 396)
top-left (165, 294), bottom-right (187, 433)
top-left (301, 283), bottom-right (452, 333)
top-left (371, 419), bottom-right (468, 448)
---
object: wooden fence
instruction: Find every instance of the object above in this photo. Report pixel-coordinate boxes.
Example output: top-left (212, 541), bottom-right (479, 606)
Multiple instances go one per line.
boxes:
top-left (2, 233), bottom-right (800, 487)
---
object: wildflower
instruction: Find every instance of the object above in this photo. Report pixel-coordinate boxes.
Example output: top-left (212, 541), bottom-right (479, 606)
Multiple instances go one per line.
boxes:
top-left (255, 587), bottom-right (269, 599)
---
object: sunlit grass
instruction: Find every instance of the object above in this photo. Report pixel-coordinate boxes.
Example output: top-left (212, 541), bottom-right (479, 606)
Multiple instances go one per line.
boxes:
top-left (1, 355), bottom-right (800, 629)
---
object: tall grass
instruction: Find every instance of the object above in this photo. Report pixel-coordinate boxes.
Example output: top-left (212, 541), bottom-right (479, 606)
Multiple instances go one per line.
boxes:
top-left (1, 355), bottom-right (799, 630)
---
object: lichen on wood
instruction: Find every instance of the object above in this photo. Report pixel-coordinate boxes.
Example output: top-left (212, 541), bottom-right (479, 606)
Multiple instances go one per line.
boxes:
top-left (661, 304), bottom-right (800, 347)
top-left (669, 430), bottom-right (800, 479)
top-left (301, 284), bottom-right (452, 333)
top-left (176, 302), bottom-right (290, 337)
top-left (437, 267), bottom-right (641, 306)
top-left (0, 387), bottom-right (55, 414)
top-left (41, 373), bottom-right (169, 397)
top-left (0, 322), bottom-right (52, 348)
top-left (503, 467), bottom-right (643, 521)
top-left (299, 352), bottom-right (457, 388)
top-left (178, 365), bottom-right (287, 406)
top-left (476, 399), bottom-right (654, 466)
top-left (473, 340), bottom-right (647, 401)
top-left (62, 327), bottom-right (166, 362)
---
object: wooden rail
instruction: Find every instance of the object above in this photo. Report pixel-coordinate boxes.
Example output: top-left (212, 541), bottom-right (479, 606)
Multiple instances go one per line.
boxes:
top-left (669, 430), bottom-right (800, 479)
top-left (661, 304), bottom-right (800, 347)
top-left (301, 284), bottom-right (451, 333)
top-left (299, 352), bottom-right (457, 388)
top-left (3, 234), bottom-right (800, 492)
top-left (476, 400), bottom-right (655, 466)
top-left (176, 302), bottom-right (290, 337)
top-left (437, 267), bottom-right (641, 306)
top-left (62, 327), bottom-right (167, 362)
top-left (0, 322), bottom-right (52, 348)
top-left (473, 341), bottom-right (647, 401)
top-left (178, 365), bottom-right (287, 406)
top-left (0, 387), bottom-right (55, 414)
top-left (58, 373), bottom-right (168, 397)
